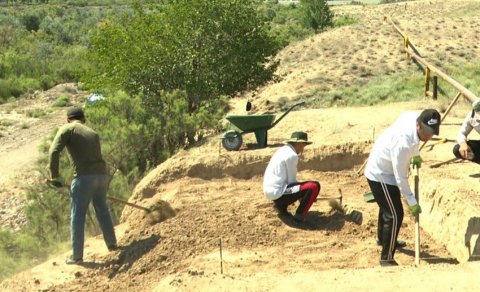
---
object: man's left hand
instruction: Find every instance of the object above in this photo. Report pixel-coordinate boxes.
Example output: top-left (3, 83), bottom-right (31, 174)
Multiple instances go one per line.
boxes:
top-left (411, 155), bottom-right (423, 169)
top-left (46, 177), bottom-right (64, 188)
top-left (409, 204), bottom-right (422, 216)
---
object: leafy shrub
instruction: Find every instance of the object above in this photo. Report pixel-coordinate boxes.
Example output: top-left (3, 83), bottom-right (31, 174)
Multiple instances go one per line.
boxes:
top-left (0, 119), bottom-right (15, 127)
top-left (20, 11), bottom-right (42, 32)
top-left (26, 108), bottom-right (46, 118)
top-left (52, 95), bottom-right (70, 107)
top-left (300, 0), bottom-right (334, 33)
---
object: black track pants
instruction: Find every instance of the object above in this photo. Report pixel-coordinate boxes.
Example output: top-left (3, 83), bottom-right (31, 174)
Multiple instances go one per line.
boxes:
top-left (367, 179), bottom-right (404, 261)
top-left (274, 181), bottom-right (320, 216)
top-left (453, 140), bottom-right (480, 164)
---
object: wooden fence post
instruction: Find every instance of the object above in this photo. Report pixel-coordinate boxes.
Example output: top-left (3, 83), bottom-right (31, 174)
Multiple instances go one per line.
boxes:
top-left (424, 67), bottom-right (430, 97)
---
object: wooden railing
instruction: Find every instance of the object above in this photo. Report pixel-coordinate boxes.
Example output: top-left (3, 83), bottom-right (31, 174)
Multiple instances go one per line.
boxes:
top-left (385, 16), bottom-right (479, 104)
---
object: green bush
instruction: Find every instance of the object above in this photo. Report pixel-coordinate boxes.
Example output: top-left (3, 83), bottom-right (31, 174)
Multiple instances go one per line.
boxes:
top-left (26, 108), bottom-right (46, 118)
top-left (20, 11), bottom-right (42, 32)
top-left (300, 0), bottom-right (334, 33)
top-left (52, 95), bottom-right (70, 107)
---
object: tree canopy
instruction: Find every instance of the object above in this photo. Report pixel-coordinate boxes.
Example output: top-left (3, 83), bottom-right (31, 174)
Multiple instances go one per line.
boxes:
top-left (86, 0), bottom-right (281, 109)
top-left (84, 0), bottom-right (282, 168)
top-left (300, 0), bottom-right (333, 33)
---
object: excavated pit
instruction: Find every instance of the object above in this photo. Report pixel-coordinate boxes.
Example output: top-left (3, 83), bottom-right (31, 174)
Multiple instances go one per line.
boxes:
top-left (122, 140), bottom-right (468, 267)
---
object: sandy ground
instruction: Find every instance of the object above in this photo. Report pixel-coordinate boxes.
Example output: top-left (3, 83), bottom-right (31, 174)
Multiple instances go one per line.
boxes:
top-left (1, 0), bottom-right (480, 291)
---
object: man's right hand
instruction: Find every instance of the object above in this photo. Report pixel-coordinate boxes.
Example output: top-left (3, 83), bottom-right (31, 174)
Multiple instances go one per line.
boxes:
top-left (46, 177), bottom-right (64, 188)
top-left (410, 204), bottom-right (422, 216)
top-left (459, 142), bottom-right (471, 159)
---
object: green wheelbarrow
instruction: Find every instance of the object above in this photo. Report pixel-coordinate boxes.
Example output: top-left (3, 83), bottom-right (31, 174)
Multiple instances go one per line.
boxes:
top-left (221, 101), bottom-right (305, 151)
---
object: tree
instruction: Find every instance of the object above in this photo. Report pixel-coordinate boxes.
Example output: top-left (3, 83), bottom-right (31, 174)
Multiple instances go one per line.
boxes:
top-left (300, 0), bottom-right (333, 33)
top-left (84, 0), bottom-right (281, 160)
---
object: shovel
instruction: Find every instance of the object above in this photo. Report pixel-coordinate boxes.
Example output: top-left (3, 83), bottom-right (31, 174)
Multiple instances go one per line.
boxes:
top-left (45, 179), bottom-right (151, 212)
top-left (414, 167), bottom-right (420, 266)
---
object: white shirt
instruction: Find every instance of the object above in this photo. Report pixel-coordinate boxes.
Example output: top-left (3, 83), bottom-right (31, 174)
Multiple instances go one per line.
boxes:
top-left (365, 112), bottom-right (420, 206)
top-left (457, 111), bottom-right (480, 144)
top-left (263, 144), bottom-right (298, 201)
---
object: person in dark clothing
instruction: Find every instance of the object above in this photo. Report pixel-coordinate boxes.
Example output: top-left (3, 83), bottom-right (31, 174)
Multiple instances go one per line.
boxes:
top-left (48, 107), bottom-right (117, 265)
top-left (453, 99), bottom-right (480, 163)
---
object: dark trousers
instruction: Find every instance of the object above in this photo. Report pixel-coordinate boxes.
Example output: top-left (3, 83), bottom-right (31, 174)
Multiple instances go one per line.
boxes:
top-left (274, 181), bottom-right (320, 216)
top-left (453, 140), bottom-right (480, 164)
top-left (367, 179), bottom-right (404, 261)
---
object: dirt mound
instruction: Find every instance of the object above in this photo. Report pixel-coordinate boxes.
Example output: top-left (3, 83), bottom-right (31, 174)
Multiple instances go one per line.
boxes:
top-left (233, 0), bottom-right (480, 114)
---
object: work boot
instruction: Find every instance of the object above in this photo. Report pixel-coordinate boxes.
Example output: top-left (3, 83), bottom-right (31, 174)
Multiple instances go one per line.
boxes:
top-left (379, 259), bottom-right (399, 267)
top-left (293, 213), bottom-right (305, 223)
top-left (376, 239), bottom-right (406, 249)
top-left (65, 256), bottom-right (83, 265)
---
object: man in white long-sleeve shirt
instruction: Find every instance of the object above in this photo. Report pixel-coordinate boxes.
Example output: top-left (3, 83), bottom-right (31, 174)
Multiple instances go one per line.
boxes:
top-left (365, 109), bottom-right (440, 266)
top-left (263, 131), bottom-right (320, 223)
top-left (453, 99), bottom-right (480, 163)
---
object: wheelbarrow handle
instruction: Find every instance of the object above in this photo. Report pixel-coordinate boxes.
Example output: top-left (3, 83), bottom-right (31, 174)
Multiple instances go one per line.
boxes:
top-left (294, 101), bottom-right (306, 107)
top-left (270, 101), bottom-right (306, 129)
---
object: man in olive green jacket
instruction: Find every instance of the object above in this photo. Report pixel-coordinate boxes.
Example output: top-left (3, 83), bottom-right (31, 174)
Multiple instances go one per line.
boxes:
top-left (48, 107), bottom-right (117, 265)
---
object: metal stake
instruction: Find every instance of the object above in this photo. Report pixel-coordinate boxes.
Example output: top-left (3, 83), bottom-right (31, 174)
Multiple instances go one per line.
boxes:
top-left (219, 238), bottom-right (223, 274)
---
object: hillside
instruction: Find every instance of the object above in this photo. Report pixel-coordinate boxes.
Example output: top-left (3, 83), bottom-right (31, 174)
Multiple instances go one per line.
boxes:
top-left (1, 0), bottom-right (480, 291)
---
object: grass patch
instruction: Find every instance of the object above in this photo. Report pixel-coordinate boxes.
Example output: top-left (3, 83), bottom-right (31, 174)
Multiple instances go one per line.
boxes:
top-left (303, 61), bottom-right (480, 108)
top-left (25, 108), bottom-right (47, 118)
top-left (334, 14), bottom-right (358, 27)
top-left (303, 71), bottom-right (424, 108)
top-left (446, 3), bottom-right (480, 18)
top-left (52, 95), bottom-right (71, 107)
top-left (0, 119), bottom-right (15, 127)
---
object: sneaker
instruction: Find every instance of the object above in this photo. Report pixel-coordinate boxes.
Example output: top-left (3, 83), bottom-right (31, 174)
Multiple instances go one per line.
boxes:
top-left (108, 244), bottom-right (119, 251)
top-left (65, 257), bottom-right (83, 265)
top-left (376, 239), bottom-right (406, 248)
top-left (379, 259), bottom-right (399, 267)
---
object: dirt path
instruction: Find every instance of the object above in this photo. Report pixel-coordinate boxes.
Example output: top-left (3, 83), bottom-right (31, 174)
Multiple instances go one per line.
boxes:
top-left (0, 83), bottom-right (87, 229)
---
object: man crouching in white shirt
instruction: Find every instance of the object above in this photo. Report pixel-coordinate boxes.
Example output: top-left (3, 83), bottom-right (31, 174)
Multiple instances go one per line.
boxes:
top-left (365, 109), bottom-right (440, 267)
top-left (263, 131), bottom-right (320, 224)
top-left (453, 99), bottom-right (480, 163)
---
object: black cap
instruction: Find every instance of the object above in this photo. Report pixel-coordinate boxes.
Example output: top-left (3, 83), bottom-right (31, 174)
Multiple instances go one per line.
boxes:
top-left (417, 109), bottom-right (440, 136)
top-left (67, 107), bottom-right (84, 119)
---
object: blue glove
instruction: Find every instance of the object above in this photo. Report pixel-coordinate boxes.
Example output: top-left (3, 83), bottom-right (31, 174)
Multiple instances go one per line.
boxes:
top-left (47, 177), bottom-right (64, 188)
top-left (411, 155), bottom-right (423, 169)
top-left (410, 204), bottom-right (422, 216)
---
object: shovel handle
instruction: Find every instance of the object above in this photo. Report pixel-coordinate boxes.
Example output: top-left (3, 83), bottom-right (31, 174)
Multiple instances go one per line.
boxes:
top-left (414, 167), bottom-right (420, 266)
top-left (107, 196), bottom-right (151, 212)
top-left (44, 180), bottom-right (151, 212)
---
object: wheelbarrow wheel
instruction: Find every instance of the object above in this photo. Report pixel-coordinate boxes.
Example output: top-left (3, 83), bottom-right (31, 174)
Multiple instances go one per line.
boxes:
top-left (222, 130), bottom-right (242, 151)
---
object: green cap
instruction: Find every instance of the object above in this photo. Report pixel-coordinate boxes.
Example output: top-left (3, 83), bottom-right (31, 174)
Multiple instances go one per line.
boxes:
top-left (285, 131), bottom-right (312, 144)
